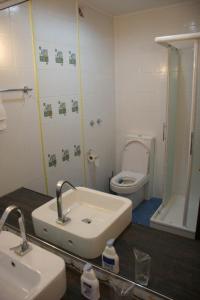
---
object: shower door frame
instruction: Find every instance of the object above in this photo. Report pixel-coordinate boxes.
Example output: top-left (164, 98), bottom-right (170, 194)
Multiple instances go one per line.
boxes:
top-left (183, 39), bottom-right (199, 226)
top-left (162, 45), bottom-right (179, 208)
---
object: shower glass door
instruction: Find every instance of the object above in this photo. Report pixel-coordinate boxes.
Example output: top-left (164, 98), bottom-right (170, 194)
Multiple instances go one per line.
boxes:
top-left (163, 47), bottom-right (179, 205)
top-left (164, 41), bottom-right (195, 228)
top-left (184, 40), bottom-right (200, 230)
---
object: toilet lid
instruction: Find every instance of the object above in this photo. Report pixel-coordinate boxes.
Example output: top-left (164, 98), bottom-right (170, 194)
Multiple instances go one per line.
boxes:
top-left (122, 140), bottom-right (149, 175)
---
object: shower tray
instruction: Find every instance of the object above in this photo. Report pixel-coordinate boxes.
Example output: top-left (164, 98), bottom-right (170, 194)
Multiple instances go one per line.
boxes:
top-left (150, 195), bottom-right (196, 239)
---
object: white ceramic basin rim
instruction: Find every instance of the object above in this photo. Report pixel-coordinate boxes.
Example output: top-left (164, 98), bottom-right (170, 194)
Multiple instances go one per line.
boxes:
top-left (32, 187), bottom-right (132, 258)
top-left (0, 231), bottom-right (66, 300)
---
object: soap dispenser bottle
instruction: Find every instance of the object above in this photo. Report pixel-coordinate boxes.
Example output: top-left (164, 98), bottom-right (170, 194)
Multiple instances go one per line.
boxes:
top-left (102, 239), bottom-right (119, 274)
top-left (81, 263), bottom-right (100, 300)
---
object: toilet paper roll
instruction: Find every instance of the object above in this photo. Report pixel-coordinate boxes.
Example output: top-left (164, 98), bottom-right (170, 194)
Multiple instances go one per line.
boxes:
top-left (87, 150), bottom-right (100, 167)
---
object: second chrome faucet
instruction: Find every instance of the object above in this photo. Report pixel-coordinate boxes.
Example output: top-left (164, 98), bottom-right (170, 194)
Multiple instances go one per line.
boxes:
top-left (0, 205), bottom-right (31, 256)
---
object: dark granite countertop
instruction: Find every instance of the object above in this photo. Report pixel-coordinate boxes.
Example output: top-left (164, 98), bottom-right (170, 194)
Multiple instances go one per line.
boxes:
top-left (1, 188), bottom-right (200, 300)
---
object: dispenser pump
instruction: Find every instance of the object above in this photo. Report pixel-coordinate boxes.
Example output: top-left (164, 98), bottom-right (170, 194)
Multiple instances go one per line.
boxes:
top-left (107, 238), bottom-right (115, 247)
top-left (84, 263), bottom-right (93, 272)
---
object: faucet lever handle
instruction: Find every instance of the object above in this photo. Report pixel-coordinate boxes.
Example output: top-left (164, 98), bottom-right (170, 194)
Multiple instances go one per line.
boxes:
top-left (18, 216), bottom-right (26, 243)
top-left (10, 243), bottom-right (32, 256)
top-left (56, 208), bottom-right (71, 225)
top-left (63, 208), bottom-right (71, 222)
top-left (64, 207), bottom-right (71, 216)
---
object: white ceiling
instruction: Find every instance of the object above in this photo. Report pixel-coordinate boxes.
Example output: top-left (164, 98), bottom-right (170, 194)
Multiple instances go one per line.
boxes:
top-left (84, 0), bottom-right (190, 16)
top-left (0, 0), bottom-right (191, 15)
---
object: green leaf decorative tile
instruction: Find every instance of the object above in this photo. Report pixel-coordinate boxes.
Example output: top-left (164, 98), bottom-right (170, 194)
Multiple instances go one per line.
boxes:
top-left (74, 145), bottom-right (81, 157)
top-left (39, 46), bottom-right (49, 64)
top-left (43, 103), bottom-right (53, 118)
top-left (48, 154), bottom-right (57, 167)
top-left (68, 51), bottom-right (76, 66)
top-left (55, 49), bottom-right (64, 65)
top-left (62, 149), bottom-right (70, 162)
top-left (58, 101), bottom-right (67, 115)
top-left (71, 99), bottom-right (79, 113)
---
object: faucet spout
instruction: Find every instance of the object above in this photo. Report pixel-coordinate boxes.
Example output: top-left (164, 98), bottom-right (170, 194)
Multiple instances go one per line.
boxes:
top-left (0, 205), bottom-right (31, 256)
top-left (56, 180), bottom-right (76, 224)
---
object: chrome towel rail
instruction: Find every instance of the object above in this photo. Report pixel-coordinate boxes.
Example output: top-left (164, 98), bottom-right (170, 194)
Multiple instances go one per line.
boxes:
top-left (0, 86), bottom-right (32, 94)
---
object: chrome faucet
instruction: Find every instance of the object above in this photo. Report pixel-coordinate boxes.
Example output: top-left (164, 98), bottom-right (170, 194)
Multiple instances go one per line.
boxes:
top-left (0, 205), bottom-right (31, 256)
top-left (56, 180), bottom-right (76, 224)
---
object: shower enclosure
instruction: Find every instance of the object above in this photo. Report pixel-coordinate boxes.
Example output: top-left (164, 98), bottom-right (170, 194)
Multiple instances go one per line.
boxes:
top-left (151, 33), bottom-right (200, 238)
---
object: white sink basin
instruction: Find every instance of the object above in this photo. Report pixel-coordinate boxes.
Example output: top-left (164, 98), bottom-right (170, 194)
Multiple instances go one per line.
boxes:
top-left (32, 187), bottom-right (132, 258)
top-left (0, 231), bottom-right (66, 300)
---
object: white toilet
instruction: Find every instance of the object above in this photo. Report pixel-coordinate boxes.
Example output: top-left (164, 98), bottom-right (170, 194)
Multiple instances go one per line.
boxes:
top-left (110, 135), bottom-right (155, 209)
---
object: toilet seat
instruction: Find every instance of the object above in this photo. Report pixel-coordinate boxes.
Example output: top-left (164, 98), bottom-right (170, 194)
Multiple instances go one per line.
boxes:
top-left (110, 171), bottom-right (149, 194)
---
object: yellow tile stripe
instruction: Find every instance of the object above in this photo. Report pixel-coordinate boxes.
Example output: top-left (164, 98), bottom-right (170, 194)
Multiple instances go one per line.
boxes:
top-left (28, 0), bottom-right (49, 194)
top-left (76, 0), bottom-right (87, 186)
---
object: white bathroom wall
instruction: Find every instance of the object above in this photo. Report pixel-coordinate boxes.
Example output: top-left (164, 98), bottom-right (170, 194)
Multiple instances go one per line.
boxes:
top-left (0, 0), bottom-right (115, 197)
top-left (79, 1), bottom-right (115, 191)
top-left (2, 0), bottom-right (198, 199)
top-left (32, 0), bottom-right (84, 196)
top-left (0, 3), bottom-right (45, 196)
top-left (114, 1), bottom-right (200, 198)
top-left (32, 0), bottom-right (115, 195)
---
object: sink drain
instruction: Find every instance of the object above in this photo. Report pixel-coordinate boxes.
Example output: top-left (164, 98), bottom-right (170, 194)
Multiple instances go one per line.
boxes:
top-left (11, 261), bottom-right (16, 267)
top-left (82, 218), bottom-right (92, 224)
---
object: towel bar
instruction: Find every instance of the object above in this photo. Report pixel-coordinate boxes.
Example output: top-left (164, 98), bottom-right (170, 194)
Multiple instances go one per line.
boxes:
top-left (0, 86), bottom-right (32, 94)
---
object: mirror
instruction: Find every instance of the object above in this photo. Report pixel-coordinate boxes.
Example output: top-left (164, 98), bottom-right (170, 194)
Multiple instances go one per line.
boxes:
top-left (0, 0), bottom-right (200, 291)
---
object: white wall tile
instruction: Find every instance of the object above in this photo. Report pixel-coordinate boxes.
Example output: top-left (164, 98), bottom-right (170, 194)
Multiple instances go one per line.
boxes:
top-left (114, 1), bottom-right (200, 197)
top-left (0, 2), bottom-right (45, 196)
top-left (32, 0), bottom-right (84, 194)
top-left (79, 3), bottom-right (115, 191)
top-left (0, 9), bottom-right (10, 35)
top-left (0, 34), bottom-right (14, 69)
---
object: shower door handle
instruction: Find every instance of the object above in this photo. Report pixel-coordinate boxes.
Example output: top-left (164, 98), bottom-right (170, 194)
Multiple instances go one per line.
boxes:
top-left (162, 123), bottom-right (166, 142)
top-left (190, 132), bottom-right (194, 156)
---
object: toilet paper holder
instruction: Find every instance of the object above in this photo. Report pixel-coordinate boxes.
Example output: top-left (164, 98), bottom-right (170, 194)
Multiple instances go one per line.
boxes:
top-left (87, 149), bottom-right (100, 167)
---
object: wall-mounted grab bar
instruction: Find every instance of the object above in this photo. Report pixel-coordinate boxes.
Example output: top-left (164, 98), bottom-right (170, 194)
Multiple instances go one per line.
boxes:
top-left (0, 86), bottom-right (32, 94)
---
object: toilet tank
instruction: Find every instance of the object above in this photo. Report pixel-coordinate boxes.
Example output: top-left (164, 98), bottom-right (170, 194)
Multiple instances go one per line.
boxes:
top-left (122, 135), bottom-right (155, 175)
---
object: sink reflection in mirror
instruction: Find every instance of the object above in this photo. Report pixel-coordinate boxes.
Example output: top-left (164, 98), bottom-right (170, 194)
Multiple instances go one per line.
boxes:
top-left (32, 186), bottom-right (132, 258)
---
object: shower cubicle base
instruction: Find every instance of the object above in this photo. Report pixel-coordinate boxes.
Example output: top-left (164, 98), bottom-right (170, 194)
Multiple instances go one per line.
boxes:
top-left (150, 195), bottom-right (196, 239)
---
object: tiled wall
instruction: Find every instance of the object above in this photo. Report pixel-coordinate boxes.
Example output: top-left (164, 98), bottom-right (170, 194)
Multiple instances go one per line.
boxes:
top-left (32, 0), bottom-right (84, 196)
top-left (0, 4), bottom-right (45, 196)
top-left (79, 1), bottom-right (115, 191)
top-left (0, 0), bottom-right (115, 197)
top-left (32, 0), bottom-right (115, 195)
top-left (2, 0), bottom-right (199, 199)
top-left (114, 1), bottom-right (200, 197)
